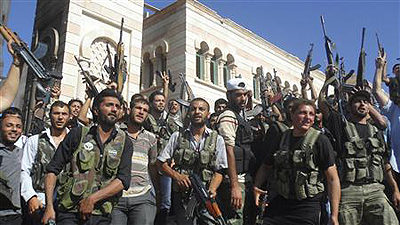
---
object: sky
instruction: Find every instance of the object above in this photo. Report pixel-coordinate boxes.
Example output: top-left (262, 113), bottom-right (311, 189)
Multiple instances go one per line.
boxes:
top-left (3, 0), bottom-right (400, 87)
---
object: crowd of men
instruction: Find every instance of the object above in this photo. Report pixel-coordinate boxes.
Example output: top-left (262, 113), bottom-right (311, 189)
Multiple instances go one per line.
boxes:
top-left (0, 36), bottom-right (400, 225)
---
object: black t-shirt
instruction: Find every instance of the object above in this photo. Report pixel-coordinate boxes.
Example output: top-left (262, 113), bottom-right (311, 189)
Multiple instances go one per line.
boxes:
top-left (46, 125), bottom-right (133, 190)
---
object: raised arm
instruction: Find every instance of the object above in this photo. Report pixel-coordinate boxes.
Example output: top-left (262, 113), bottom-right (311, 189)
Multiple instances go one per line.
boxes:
top-left (77, 97), bottom-right (92, 126)
top-left (372, 52), bottom-right (390, 107)
top-left (0, 40), bottom-right (23, 112)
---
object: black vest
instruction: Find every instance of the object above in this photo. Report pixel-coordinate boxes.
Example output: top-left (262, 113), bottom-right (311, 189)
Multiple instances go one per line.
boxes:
top-left (228, 108), bottom-right (254, 174)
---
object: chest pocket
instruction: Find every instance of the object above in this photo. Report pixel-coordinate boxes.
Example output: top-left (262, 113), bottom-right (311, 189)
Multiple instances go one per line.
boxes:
top-left (292, 150), bottom-right (305, 168)
top-left (78, 145), bottom-right (96, 172)
top-left (274, 150), bottom-right (290, 169)
top-left (105, 150), bottom-right (120, 177)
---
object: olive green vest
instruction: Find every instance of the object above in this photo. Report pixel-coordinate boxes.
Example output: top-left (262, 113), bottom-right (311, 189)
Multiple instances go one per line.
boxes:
top-left (273, 127), bottom-right (324, 200)
top-left (340, 122), bottom-right (386, 184)
top-left (173, 130), bottom-right (218, 183)
top-left (57, 126), bottom-right (126, 215)
top-left (148, 114), bottom-right (180, 154)
top-left (31, 133), bottom-right (56, 192)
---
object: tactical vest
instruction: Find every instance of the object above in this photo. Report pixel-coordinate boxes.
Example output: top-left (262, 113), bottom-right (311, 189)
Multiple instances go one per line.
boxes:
top-left (273, 128), bottom-right (324, 200)
top-left (31, 133), bottom-right (56, 192)
top-left (229, 109), bottom-right (254, 174)
top-left (57, 126), bottom-right (126, 215)
top-left (340, 122), bottom-right (386, 184)
top-left (148, 114), bottom-right (179, 153)
top-left (173, 130), bottom-right (218, 183)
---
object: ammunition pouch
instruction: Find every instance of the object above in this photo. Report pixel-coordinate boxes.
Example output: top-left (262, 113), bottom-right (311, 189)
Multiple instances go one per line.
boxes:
top-left (273, 128), bottom-right (324, 200)
top-left (341, 122), bottom-right (386, 184)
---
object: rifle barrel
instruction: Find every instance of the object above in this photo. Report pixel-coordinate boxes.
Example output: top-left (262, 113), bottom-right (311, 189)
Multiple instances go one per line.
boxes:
top-left (320, 15), bottom-right (327, 37)
top-left (360, 27), bottom-right (366, 50)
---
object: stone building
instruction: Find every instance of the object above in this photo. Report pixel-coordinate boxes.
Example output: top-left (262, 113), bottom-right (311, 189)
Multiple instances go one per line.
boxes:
top-left (29, 0), bottom-right (144, 102)
top-left (28, 0), bottom-right (325, 111)
top-left (141, 0), bottom-right (325, 110)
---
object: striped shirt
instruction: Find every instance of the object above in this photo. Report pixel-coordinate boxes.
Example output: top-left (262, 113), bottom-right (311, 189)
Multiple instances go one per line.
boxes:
top-left (123, 128), bottom-right (157, 197)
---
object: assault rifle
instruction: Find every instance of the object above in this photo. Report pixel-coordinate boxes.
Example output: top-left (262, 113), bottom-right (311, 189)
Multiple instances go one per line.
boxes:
top-left (74, 56), bottom-right (99, 97)
top-left (356, 28), bottom-right (366, 88)
top-left (0, 23), bottom-right (62, 82)
top-left (189, 173), bottom-right (227, 225)
top-left (376, 32), bottom-right (384, 57)
top-left (177, 73), bottom-right (195, 108)
top-left (112, 18), bottom-right (127, 93)
top-left (320, 16), bottom-right (335, 73)
top-left (302, 44), bottom-right (321, 81)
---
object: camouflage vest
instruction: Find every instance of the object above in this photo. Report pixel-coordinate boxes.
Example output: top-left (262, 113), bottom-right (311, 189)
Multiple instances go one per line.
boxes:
top-left (340, 122), bottom-right (386, 184)
top-left (57, 126), bottom-right (126, 215)
top-left (31, 133), bottom-right (56, 192)
top-left (273, 127), bottom-right (324, 200)
top-left (173, 130), bottom-right (218, 183)
top-left (148, 113), bottom-right (179, 153)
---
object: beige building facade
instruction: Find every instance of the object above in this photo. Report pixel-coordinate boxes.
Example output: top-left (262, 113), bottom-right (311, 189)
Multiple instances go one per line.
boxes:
top-left (29, 0), bottom-right (325, 110)
top-left (30, 0), bottom-right (144, 102)
top-left (141, 0), bottom-right (325, 111)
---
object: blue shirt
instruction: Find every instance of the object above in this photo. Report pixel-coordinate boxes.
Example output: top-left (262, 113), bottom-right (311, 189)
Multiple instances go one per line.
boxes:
top-left (382, 100), bottom-right (400, 172)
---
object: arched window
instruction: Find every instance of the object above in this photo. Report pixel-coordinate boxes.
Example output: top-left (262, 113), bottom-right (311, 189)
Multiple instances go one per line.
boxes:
top-left (196, 41), bottom-right (209, 80)
top-left (155, 46), bottom-right (167, 85)
top-left (141, 52), bottom-right (153, 88)
top-left (224, 54), bottom-right (235, 87)
top-left (211, 48), bottom-right (222, 85)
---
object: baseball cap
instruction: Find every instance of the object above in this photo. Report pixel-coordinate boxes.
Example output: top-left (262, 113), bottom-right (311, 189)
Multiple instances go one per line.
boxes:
top-left (349, 90), bottom-right (371, 103)
top-left (226, 78), bottom-right (248, 91)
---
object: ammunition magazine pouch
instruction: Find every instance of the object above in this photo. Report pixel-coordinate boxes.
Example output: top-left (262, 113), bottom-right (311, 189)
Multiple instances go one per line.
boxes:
top-left (273, 127), bottom-right (324, 200)
top-left (341, 122), bottom-right (385, 184)
top-left (173, 130), bottom-right (218, 183)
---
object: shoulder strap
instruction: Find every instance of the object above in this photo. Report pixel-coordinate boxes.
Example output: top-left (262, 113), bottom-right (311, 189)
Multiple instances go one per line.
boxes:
top-left (344, 121), bottom-right (359, 140)
top-left (279, 130), bottom-right (292, 151)
top-left (178, 131), bottom-right (190, 150)
top-left (203, 130), bottom-right (218, 153)
top-left (147, 114), bottom-right (159, 132)
top-left (301, 127), bottom-right (321, 152)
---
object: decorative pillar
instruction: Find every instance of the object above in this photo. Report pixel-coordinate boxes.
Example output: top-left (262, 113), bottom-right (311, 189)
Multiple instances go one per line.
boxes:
top-left (150, 57), bottom-right (157, 86)
top-left (229, 64), bottom-right (237, 79)
top-left (204, 53), bottom-right (212, 82)
top-left (217, 59), bottom-right (226, 86)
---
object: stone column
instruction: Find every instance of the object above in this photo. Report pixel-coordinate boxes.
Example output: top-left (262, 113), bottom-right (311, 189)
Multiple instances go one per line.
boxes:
top-left (217, 59), bottom-right (226, 86)
top-left (150, 57), bottom-right (157, 86)
top-left (204, 53), bottom-right (212, 82)
top-left (229, 64), bottom-right (237, 78)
